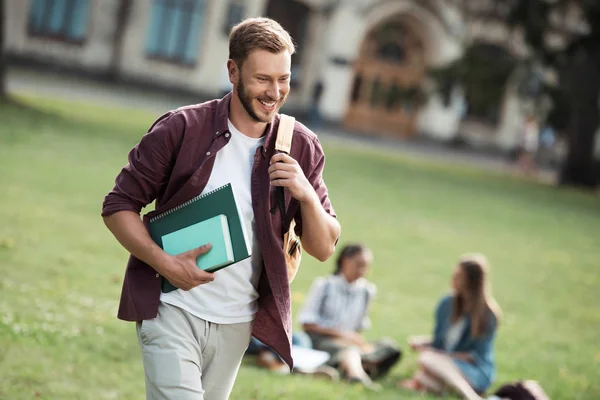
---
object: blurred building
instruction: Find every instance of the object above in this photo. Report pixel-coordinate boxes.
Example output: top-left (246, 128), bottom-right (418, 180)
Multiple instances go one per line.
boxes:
top-left (4, 0), bottom-right (578, 150)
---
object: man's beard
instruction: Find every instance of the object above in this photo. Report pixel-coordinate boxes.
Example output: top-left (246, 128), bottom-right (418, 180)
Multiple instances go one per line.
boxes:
top-left (236, 78), bottom-right (282, 123)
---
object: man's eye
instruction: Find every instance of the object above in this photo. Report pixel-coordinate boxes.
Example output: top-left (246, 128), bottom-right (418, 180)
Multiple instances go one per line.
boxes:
top-left (257, 77), bottom-right (267, 82)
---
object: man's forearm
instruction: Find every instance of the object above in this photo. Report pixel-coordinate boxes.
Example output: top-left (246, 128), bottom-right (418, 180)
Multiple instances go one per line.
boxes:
top-left (103, 211), bottom-right (170, 274)
top-left (303, 323), bottom-right (366, 348)
top-left (302, 323), bottom-right (344, 339)
top-left (298, 192), bottom-right (340, 262)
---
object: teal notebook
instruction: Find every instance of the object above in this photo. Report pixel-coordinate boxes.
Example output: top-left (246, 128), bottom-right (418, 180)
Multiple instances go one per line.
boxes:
top-left (148, 183), bottom-right (251, 293)
top-left (161, 214), bottom-right (234, 272)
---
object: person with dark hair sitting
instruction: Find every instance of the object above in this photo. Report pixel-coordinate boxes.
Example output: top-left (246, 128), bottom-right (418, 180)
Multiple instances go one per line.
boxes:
top-left (398, 253), bottom-right (502, 400)
top-left (298, 243), bottom-right (401, 390)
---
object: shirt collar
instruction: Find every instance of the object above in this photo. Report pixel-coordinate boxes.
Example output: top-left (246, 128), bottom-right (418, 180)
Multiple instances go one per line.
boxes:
top-left (214, 92), bottom-right (231, 135)
top-left (333, 274), bottom-right (366, 290)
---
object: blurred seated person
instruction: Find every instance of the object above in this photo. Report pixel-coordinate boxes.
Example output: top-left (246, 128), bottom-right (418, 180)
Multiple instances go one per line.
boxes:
top-left (517, 115), bottom-right (539, 176)
top-left (298, 244), bottom-right (401, 390)
top-left (398, 253), bottom-right (502, 400)
top-left (245, 332), bottom-right (339, 380)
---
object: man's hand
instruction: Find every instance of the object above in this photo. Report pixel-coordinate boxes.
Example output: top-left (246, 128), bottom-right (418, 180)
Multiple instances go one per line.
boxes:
top-left (268, 153), bottom-right (340, 262)
top-left (159, 244), bottom-right (215, 291)
top-left (269, 153), bottom-right (316, 203)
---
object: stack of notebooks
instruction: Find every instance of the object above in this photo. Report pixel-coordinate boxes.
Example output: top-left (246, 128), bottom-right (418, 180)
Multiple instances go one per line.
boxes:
top-left (149, 183), bottom-right (251, 293)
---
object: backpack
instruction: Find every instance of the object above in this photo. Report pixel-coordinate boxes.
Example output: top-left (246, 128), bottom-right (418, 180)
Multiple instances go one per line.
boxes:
top-left (273, 115), bottom-right (302, 282)
top-left (492, 380), bottom-right (550, 400)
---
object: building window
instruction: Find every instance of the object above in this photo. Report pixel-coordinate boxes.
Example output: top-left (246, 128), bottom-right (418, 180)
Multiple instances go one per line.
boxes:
top-left (223, 0), bottom-right (245, 36)
top-left (146, 0), bottom-right (207, 66)
top-left (28, 0), bottom-right (91, 43)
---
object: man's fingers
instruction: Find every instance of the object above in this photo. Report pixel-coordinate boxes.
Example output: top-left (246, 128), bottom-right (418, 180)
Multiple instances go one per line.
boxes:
top-left (268, 161), bottom-right (296, 175)
top-left (269, 170), bottom-right (293, 181)
top-left (186, 243), bottom-right (212, 258)
top-left (194, 270), bottom-right (215, 283)
top-left (270, 153), bottom-right (292, 164)
top-left (179, 272), bottom-right (215, 291)
top-left (270, 178), bottom-right (292, 187)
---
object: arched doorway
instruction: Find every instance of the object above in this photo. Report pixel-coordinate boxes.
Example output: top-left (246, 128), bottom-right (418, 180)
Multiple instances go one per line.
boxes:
top-left (344, 16), bottom-right (427, 137)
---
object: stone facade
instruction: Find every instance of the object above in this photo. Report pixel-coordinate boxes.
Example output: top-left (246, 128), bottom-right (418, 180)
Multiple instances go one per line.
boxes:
top-left (4, 0), bottom-right (548, 149)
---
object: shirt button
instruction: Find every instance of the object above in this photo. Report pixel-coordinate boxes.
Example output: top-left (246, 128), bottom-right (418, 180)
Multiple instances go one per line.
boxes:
top-left (155, 273), bottom-right (159, 278)
top-left (215, 131), bottom-right (219, 135)
top-left (225, 133), bottom-right (230, 138)
top-left (206, 151), bottom-right (211, 156)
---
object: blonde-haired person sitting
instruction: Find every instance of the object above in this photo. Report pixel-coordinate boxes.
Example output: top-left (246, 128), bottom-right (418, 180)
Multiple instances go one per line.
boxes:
top-left (398, 254), bottom-right (502, 400)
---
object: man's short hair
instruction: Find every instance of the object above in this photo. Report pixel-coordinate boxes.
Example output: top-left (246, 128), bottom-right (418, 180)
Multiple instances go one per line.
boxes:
top-left (229, 17), bottom-right (295, 67)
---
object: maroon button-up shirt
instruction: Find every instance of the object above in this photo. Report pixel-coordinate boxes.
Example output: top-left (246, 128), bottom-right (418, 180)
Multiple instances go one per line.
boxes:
top-left (101, 94), bottom-right (336, 368)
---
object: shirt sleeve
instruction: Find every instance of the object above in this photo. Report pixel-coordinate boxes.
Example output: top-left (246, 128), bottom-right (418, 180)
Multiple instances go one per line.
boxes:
top-left (431, 295), bottom-right (451, 350)
top-left (293, 137), bottom-right (336, 238)
top-left (297, 277), bottom-right (328, 326)
top-left (101, 112), bottom-right (182, 217)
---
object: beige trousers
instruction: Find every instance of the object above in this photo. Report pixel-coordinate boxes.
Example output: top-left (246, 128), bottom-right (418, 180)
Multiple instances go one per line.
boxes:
top-left (136, 302), bottom-right (253, 400)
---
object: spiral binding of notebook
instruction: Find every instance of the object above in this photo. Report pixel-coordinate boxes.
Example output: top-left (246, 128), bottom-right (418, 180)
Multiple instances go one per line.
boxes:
top-left (149, 184), bottom-right (231, 223)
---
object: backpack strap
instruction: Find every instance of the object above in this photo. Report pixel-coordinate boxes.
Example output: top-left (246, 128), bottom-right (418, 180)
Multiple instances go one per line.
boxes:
top-left (275, 114), bottom-right (295, 154)
top-left (272, 114), bottom-right (296, 236)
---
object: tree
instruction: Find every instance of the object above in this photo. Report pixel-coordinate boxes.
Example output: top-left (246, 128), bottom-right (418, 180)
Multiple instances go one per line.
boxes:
top-left (446, 0), bottom-right (600, 187)
top-left (503, 0), bottom-right (600, 188)
top-left (0, 0), bottom-right (6, 99)
top-left (431, 43), bottom-right (516, 123)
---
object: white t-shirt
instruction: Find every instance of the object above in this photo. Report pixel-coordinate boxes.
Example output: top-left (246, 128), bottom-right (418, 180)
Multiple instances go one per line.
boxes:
top-left (444, 317), bottom-right (466, 351)
top-left (160, 120), bottom-right (265, 324)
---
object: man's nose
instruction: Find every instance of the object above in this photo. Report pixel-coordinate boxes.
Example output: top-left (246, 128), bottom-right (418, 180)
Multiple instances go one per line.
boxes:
top-left (266, 82), bottom-right (280, 99)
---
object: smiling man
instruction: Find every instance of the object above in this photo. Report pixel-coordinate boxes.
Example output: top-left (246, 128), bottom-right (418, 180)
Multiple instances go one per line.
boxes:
top-left (101, 17), bottom-right (340, 400)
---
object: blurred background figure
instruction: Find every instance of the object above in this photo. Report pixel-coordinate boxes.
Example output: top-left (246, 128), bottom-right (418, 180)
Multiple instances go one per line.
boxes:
top-left (308, 80), bottom-right (323, 129)
top-left (398, 254), bottom-right (502, 400)
top-left (298, 244), bottom-right (401, 391)
top-left (537, 124), bottom-right (557, 168)
top-left (517, 115), bottom-right (540, 176)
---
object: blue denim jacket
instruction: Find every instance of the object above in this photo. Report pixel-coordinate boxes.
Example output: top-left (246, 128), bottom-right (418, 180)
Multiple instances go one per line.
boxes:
top-left (431, 295), bottom-right (498, 387)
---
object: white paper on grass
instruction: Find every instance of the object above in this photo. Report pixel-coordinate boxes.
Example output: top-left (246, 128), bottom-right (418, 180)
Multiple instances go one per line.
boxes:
top-left (291, 346), bottom-right (331, 372)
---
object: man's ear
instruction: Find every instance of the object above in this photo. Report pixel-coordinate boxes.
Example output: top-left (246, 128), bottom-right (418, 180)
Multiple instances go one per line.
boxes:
top-left (226, 59), bottom-right (238, 85)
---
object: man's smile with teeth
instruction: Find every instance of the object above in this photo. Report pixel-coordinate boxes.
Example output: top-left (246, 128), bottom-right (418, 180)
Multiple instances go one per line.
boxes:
top-left (259, 99), bottom-right (276, 107)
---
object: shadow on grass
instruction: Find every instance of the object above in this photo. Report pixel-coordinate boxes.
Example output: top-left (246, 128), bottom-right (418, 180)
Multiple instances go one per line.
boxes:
top-left (0, 94), bottom-right (155, 147)
top-left (0, 96), bottom-right (77, 145)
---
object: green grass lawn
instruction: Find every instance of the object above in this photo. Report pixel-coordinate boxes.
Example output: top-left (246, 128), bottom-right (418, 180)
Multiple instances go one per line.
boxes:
top-left (1, 95), bottom-right (599, 400)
